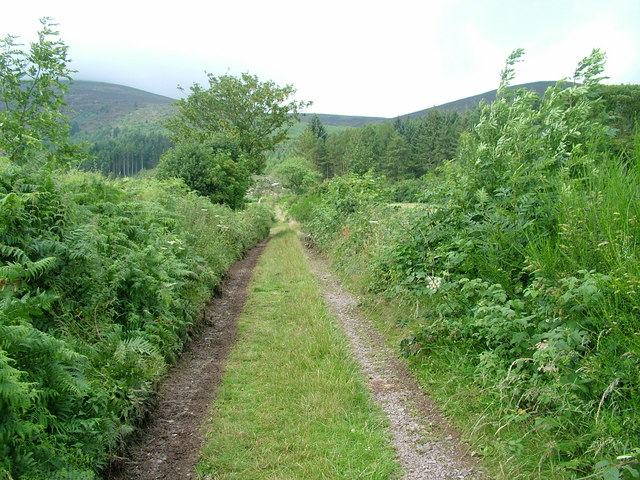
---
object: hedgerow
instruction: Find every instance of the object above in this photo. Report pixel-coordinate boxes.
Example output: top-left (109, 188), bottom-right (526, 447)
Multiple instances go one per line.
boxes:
top-left (0, 19), bottom-right (275, 479)
top-left (0, 161), bottom-right (272, 479)
top-left (295, 50), bottom-right (640, 478)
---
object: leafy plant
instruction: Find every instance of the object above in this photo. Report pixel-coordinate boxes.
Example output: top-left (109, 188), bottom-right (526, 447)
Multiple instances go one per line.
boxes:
top-left (156, 138), bottom-right (251, 208)
top-left (0, 18), bottom-right (84, 166)
top-left (297, 50), bottom-right (640, 478)
top-left (165, 72), bottom-right (311, 174)
top-left (272, 155), bottom-right (321, 194)
top-left (0, 21), bottom-right (274, 478)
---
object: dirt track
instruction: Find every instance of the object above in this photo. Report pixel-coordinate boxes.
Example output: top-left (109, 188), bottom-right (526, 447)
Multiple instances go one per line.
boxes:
top-left (107, 229), bottom-right (481, 479)
top-left (304, 246), bottom-right (481, 479)
top-left (107, 238), bottom-right (269, 480)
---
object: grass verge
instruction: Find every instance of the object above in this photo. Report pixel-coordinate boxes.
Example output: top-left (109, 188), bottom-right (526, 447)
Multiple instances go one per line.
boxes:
top-left (196, 224), bottom-right (401, 479)
top-left (327, 251), bottom-right (581, 480)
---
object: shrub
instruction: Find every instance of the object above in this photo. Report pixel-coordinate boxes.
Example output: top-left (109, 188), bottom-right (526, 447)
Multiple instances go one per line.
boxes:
top-left (0, 163), bottom-right (272, 479)
top-left (156, 139), bottom-right (252, 209)
top-left (297, 50), bottom-right (640, 477)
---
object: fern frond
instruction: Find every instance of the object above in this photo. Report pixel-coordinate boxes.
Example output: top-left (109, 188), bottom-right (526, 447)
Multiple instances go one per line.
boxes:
top-left (62, 226), bottom-right (91, 260)
top-left (0, 191), bottom-right (19, 208)
top-left (0, 262), bottom-right (26, 284)
top-left (113, 336), bottom-right (157, 362)
top-left (0, 245), bottom-right (29, 264)
top-left (0, 348), bottom-right (34, 409)
top-left (24, 256), bottom-right (57, 280)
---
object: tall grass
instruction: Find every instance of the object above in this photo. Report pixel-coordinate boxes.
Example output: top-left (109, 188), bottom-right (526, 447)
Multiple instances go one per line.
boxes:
top-left (197, 225), bottom-right (400, 479)
top-left (293, 51), bottom-right (640, 478)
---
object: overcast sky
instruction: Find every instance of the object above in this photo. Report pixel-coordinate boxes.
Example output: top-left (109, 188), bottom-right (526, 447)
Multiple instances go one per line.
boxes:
top-left (2, 0), bottom-right (639, 117)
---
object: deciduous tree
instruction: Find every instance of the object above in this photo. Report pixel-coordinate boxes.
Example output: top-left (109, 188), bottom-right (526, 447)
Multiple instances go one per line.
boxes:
top-left (156, 137), bottom-right (251, 209)
top-left (273, 155), bottom-right (321, 194)
top-left (165, 72), bottom-right (310, 174)
top-left (0, 18), bottom-right (81, 165)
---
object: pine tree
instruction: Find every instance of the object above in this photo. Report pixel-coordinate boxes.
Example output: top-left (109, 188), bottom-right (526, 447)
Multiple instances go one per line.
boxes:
top-left (381, 132), bottom-right (412, 180)
top-left (309, 114), bottom-right (328, 141)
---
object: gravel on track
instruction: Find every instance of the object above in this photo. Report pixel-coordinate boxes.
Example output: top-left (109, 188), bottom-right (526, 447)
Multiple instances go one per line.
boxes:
top-left (304, 246), bottom-right (482, 480)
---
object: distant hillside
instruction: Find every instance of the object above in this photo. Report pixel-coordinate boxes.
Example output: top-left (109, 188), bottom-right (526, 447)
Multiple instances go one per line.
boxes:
top-left (304, 81), bottom-right (559, 126)
top-left (65, 81), bottom-right (176, 137)
top-left (64, 80), bottom-right (560, 135)
top-left (399, 81), bottom-right (558, 120)
top-left (301, 113), bottom-right (387, 128)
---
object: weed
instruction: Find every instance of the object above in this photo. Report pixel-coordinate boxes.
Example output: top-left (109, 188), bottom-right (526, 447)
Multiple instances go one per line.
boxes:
top-left (293, 50), bottom-right (640, 478)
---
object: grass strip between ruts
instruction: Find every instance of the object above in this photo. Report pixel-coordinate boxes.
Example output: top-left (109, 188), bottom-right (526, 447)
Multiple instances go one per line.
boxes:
top-left (196, 224), bottom-right (401, 479)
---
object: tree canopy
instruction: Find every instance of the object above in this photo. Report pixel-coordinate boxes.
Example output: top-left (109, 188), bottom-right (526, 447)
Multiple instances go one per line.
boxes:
top-left (160, 72), bottom-right (309, 207)
top-left (165, 72), bottom-right (311, 174)
top-left (156, 137), bottom-right (251, 209)
top-left (0, 17), bottom-right (82, 166)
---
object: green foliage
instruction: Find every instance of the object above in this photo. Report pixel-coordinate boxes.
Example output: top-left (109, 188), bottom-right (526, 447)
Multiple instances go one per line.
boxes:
top-left (588, 451), bottom-right (640, 480)
top-left (64, 81), bottom-right (175, 138)
top-left (601, 84), bottom-right (640, 161)
top-left (388, 177), bottom-right (427, 202)
top-left (161, 72), bottom-right (310, 207)
top-left (296, 50), bottom-right (640, 478)
top-left (298, 173), bottom-right (391, 251)
top-left (0, 19), bottom-right (273, 479)
top-left (272, 155), bottom-right (321, 194)
top-left (296, 126), bottom-right (331, 178)
top-left (308, 114), bottom-right (328, 141)
top-left (380, 130), bottom-right (412, 181)
top-left (156, 139), bottom-right (251, 208)
top-left (166, 72), bottom-right (311, 174)
top-left (0, 18), bottom-right (83, 166)
top-left (81, 129), bottom-right (173, 176)
top-left (293, 107), bottom-right (469, 181)
top-left (0, 164), bottom-right (272, 479)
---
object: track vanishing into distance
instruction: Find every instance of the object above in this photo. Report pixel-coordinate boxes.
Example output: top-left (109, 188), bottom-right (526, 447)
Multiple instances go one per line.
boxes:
top-left (108, 225), bottom-right (480, 479)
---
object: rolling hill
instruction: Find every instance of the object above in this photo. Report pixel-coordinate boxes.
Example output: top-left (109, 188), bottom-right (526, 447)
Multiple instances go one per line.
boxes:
top-left (65, 80), bottom-right (560, 135)
top-left (305, 81), bottom-right (559, 126)
top-left (398, 81), bottom-right (557, 120)
top-left (65, 81), bottom-right (176, 138)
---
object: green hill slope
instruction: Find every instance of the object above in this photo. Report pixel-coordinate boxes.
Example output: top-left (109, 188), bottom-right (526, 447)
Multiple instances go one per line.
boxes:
top-left (302, 81), bottom-right (558, 126)
top-left (65, 81), bottom-right (176, 138)
top-left (398, 81), bottom-right (558, 119)
top-left (65, 80), bottom-right (560, 134)
top-left (302, 113), bottom-right (387, 127)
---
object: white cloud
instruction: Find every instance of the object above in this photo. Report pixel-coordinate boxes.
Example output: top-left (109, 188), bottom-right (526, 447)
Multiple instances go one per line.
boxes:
top-left (2, 0), bottom-right (639, 117)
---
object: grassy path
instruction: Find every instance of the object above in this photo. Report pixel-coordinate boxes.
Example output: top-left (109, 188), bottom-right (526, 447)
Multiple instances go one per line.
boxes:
top-left (196, 225), bottom-right (401, 479)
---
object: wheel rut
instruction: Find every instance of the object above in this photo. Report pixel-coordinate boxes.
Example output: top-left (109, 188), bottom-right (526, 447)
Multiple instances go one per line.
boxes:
top-left (107, 228), bottom-right (481, 479)
top-left (303, 245), bottom-right (482, 480)
top-left (107, 237), bottom-right (269, 480)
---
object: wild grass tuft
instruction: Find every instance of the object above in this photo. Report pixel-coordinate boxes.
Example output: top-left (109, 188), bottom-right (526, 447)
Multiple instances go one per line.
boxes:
top-left (196, 225), bottom-right (400, 480)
